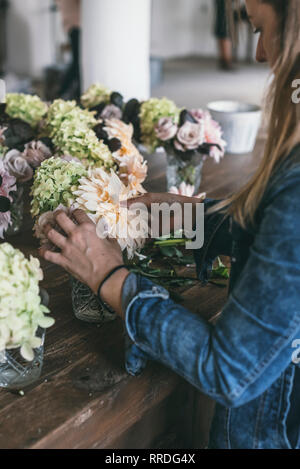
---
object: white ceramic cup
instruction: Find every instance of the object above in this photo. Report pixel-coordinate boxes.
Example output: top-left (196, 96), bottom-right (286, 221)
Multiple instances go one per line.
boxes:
top-left (207, 100), bottom-right (262, 154)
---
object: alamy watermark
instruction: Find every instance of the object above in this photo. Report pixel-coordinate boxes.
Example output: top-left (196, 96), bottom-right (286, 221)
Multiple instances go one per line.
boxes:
top-left (291, 79), bottom-right (300, 104)
top-left (292, 339), bottom-right (300, 365)
top-left (96, 202), bottom-right (205, 250)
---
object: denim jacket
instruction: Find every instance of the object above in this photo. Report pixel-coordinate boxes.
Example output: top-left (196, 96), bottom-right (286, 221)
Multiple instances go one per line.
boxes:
top-left (121, 145), bottom-right (300, 449)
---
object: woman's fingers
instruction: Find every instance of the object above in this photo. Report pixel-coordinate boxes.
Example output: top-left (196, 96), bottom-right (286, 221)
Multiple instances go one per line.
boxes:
top-left (72, 209), bottom-right (93, 225)
top-left (54, 210), bottom-right (77, 235)
top-left (46, 227), bottom-right (67, 250)
top-left (42, 250), bottom-right (69, 270)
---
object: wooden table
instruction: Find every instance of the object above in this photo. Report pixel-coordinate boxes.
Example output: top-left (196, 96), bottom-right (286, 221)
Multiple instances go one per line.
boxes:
top-left (0, 136), bottom-right (264, 449)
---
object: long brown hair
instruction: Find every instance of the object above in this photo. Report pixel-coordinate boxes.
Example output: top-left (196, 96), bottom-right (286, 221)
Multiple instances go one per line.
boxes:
top-left (215, 0), bottom-right (300, 228)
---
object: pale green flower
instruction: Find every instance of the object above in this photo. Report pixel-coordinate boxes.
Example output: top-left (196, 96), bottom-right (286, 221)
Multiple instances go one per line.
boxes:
top-left (30, 157), bottom-right (87, 217)
top-left (46, 99), bottom-right (97, 134)
top-left (0, 243), bottom-right (54, 361)
top-left (5, 93), bottom-right (48, 128)
top-left (139, 98), bottom-right (180, 151)
top-left (46, 99), bottom-right (114, 169)
top-left (81, 83), bottom-right (111, 109)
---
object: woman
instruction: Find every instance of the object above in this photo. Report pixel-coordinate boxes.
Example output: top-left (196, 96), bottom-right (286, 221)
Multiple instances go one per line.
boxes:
top-left (215, 0), bottom-right (234, 70)
top-left (55, 0), bottom-right (81, 99)
top-left (41, 0), bottom-right (300, 449)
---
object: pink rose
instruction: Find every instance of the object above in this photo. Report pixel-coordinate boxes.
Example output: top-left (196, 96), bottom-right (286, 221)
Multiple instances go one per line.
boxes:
top-left (190, 109), bottom-right (205, 123)
top-left (22, 141), bottom-right (52, 168)
top-left (3, 149), bottom-right (33, 183)
top-left (175, 121), bottom-right (205, 151)
top-left (202, 112), bottom-right (226, 163)
top-left (155, 117), bottom-right (178, 142)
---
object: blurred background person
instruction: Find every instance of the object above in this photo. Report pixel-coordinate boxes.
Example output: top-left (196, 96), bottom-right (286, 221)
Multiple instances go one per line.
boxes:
top-left (55, 0), bottom-right (81, 99)
top-left (214, 0), bottom-right (234, 71)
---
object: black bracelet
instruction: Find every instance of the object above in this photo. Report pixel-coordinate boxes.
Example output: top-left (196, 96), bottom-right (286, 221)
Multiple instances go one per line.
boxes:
top-left (96, 265), bottom-right (128, 315)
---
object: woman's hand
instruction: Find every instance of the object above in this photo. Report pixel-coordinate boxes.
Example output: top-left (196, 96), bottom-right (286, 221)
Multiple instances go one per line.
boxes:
top-left (39, 209), bottom-right (129, 317)
top-left (121, 192), bottom-right (205, 236)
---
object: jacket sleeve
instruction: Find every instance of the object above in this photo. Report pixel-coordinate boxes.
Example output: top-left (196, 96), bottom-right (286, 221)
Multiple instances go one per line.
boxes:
top-left (124, 180), bottom-right (300, 407)
top-left (194, 199), bottom-right (233, 284)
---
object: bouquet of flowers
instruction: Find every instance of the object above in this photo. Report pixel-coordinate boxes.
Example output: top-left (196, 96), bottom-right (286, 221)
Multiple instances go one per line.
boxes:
top-left (31, 157), bottom-right (146, 259)
top-left (81, 83), bottom-right (124, 121)
top-left (154, 108), bottom-right (226, 193)
top-left (0, 243), bottom-right (54, 362)
top-left (155, 108), bottom-right (226, 163)
top-left (31, 157), bottom-right (146, 324)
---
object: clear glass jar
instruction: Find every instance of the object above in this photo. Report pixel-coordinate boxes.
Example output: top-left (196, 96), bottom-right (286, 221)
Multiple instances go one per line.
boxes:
top-left (0, 288), bottom-right (49, 390)
top-left (70, 276), bottom-right (117, 324)
top-left (0, 327), bottom-right (45, 390)
top-left (5, 184), bottom-right (24, 237)
top-left (166, 149), bottom-right (204, 194)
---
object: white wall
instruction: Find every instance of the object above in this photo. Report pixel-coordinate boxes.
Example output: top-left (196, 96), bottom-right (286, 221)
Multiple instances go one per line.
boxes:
top-left (151, 0), bottom-right (215, 58)
top-left (151, 0), bottom-right (256, 60)
top-left (6, 0), bottom-right (64, 78)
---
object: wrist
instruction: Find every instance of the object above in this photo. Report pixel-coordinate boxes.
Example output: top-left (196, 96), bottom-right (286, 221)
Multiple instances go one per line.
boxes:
top-left (98, 268), bottom-right (130, 318)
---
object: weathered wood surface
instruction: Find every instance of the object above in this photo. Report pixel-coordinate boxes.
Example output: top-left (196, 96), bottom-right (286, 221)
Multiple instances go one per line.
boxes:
top-left (0, 137), bottom-right (263, 449)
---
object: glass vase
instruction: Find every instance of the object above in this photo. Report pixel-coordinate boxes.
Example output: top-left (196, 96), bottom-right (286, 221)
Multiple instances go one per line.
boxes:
top-left (166, 149), bottom-right (204, 194)
top-left (0, 327), bottom-right (45, 390)
top-left (5, 185), bottom-right (24, 237)
top-left (0, 289), bottom-right (49, 390)
top-left (70, 276), bottom-right (117, 324)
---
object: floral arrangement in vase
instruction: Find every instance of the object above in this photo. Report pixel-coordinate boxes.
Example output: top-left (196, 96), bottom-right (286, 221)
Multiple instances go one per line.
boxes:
top-left (31, 153), bottom-right (146, 323)
top-left (154, 108), bottom-right (227, 193)
top-left (0, 243), bottom-right (54, 389)
top-left (121, 94), bottom-right (227, 195)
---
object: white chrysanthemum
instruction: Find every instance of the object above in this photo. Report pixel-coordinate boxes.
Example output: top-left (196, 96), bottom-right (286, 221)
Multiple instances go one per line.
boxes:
top-left (104, 119), bottom-right (148, 187)
top-left (74, 168), bottom-right (147, 259)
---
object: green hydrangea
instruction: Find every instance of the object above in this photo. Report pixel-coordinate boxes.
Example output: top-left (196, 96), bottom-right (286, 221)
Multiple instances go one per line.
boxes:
top-left (139, 98), bottom-right (180, 151)
top-left (46, 99), bottom-right (97, 134)
top-left (46, 99), bottom-right (114, 169)
top-left (0, 243), bottom-right (54, 361)
top-left (5, 93), bottom-right (48, 128)
top-left (81, 83), bottom-right (111, 109)
top-left (30, 157), bottom-right (87, 217)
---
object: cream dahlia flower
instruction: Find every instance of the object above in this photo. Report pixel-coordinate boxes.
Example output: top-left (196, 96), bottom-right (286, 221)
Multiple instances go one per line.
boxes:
top-left (74, 168), bottom-right (147, 259)
top-left (104, 119), bottom-right (148, 187)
